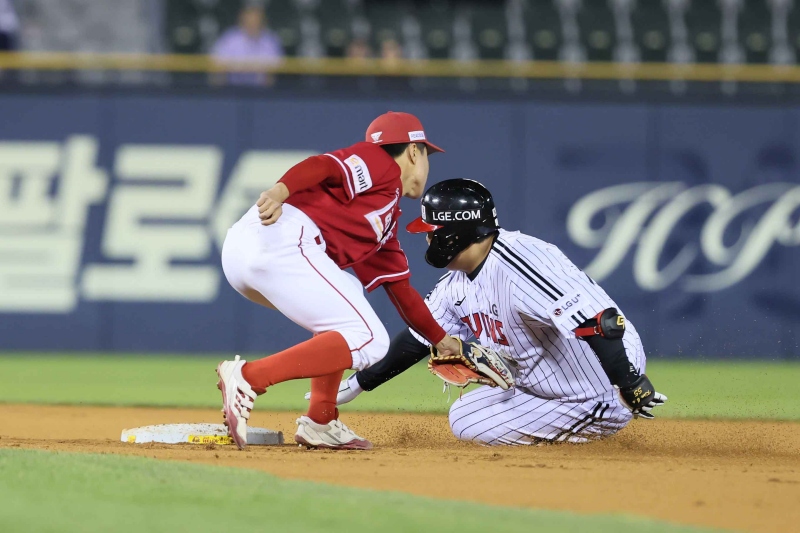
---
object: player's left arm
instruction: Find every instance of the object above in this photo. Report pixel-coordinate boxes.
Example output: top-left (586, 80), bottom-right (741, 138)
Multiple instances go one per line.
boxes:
top-left (513, 243), bottom-right (667, 419)
top-left (574, 310), bottom-right (667, 419)
top-left (257, 155), bottom-right (347, 224)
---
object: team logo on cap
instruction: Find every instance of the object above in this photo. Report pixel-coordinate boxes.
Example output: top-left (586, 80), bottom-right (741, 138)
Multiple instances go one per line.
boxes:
top-left (370, 131), bottom-right (382, 142)
top-left (408, 130), bottom-right (426, 141)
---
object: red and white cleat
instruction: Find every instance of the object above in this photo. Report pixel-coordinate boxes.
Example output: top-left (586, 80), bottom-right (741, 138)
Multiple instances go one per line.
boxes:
top-left (216, 355), bottom-right (256, 450)
top-left (294, 416), bottom-right (373, 450)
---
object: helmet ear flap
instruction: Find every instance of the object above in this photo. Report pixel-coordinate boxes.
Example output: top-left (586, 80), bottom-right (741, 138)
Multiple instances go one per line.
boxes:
top-left (425, 229), bottom-right (469, 268)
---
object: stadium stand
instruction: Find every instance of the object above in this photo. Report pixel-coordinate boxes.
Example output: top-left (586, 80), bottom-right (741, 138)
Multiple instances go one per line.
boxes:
top-left (785, 0), bottom-right (800, 62)
top-left (416, 0), bottom-right (456, 59)
top-left (521, 0), bottom-right (564, 61)
top-left (463, 2), bottom-right (509, 60)
top-left (364, 1), bottom-right (408, 53)
top-left (632, 0), bottom-right (672, 63)
top-left (684, 1), bottom-right (723, 63)
top-left (263, 0), bottom-right (303, 57)
top-left (576, 0), bottom-right (617, 62)
top-left (738, 0), bottom-right (773, 63)
top-left (154, 0), bottom-right (798, 66)
top-left (19, 0), bottom-right (157, 53)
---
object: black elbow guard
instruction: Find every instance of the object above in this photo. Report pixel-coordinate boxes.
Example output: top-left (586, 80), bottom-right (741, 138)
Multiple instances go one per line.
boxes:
top-left (574, 308), bottom-right (625, 340)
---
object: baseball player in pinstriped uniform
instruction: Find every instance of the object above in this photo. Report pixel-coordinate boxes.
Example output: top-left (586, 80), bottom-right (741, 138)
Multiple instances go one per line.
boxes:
top-left (316, 179), bottom-right (667, 445)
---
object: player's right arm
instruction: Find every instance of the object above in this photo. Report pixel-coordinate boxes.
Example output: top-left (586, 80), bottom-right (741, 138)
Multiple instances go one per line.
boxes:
top-left (256, 154), bottom-right (347, 225)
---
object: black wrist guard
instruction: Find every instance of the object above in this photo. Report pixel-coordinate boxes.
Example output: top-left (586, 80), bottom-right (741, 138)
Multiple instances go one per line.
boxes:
top-left (574, 307), bottom-right (625, 339)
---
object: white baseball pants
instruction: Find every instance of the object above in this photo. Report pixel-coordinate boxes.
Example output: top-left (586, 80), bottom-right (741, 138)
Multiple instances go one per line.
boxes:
top-left (221, 204), bottom-right (390, 371)
top-left (449, 387), bottom-right (634, 445)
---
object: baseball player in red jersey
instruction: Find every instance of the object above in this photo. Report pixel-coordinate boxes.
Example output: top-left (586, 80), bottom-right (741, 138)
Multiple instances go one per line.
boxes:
top-left (217, 112), bottom-right (461, 450)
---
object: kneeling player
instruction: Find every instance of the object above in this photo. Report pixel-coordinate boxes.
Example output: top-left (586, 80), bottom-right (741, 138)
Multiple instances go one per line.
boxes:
top-left (320, 179), bottom-right (667, 445)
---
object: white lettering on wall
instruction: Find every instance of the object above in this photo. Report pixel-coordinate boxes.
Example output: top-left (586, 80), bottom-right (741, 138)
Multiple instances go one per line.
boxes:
top-left (0, 137), bottom-right (314, 312)
top-left (0, 136), bottom-right (107, 312)
top-left (567, 182), bottom-right (800, 292)
top-left (212, 150), bottom-right (314, 248)
top-left (81, 145), bottom-right (223, 302)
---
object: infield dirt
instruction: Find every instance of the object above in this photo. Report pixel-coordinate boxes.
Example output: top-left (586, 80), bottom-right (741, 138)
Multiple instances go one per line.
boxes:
top-left (1, 405), bottom-right (798, 533)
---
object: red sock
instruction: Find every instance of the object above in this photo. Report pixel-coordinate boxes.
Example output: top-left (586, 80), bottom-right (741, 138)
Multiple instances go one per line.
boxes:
top-left (241, 331), bottom-right (353, 391)
top-left (307, 370), bottom-right (344, 424)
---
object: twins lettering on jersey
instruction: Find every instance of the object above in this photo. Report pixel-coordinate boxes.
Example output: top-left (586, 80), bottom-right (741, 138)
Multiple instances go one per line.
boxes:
top-left (461, 312), bottom-right (510, 346)
top-left (344, 154), bottom-right (373, 193)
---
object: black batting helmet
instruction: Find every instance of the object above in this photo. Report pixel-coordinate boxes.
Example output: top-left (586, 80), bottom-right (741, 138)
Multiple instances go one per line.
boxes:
top-left (406, 179), bottom-right (500, 268)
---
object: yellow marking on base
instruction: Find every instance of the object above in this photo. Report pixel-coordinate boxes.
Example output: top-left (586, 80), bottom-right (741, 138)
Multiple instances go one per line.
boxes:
top-left (187, 435), bottom-right (234, 445)
top-left (127, 435), bottom-right (136, 443)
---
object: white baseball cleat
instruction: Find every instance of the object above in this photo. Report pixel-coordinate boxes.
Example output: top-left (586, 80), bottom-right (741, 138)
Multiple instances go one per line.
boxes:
top-left (216, 355), bottom-right (256, 450)
top-left (294, 416), bottom-right (373, 450)
top-left (303, 374), bottom-right (363, 406)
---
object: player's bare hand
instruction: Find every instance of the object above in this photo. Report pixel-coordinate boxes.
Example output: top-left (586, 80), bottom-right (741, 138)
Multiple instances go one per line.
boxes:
top-left (434, 335), bottom-right (463, 357)
top-left (257, 183), bottom-right (289, 226)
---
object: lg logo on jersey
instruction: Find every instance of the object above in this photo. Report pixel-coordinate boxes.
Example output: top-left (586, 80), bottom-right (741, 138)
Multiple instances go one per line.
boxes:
top-left (562, 295), bottom-right (580, 312)
top-left (552, 294), bottom-right (581, 318)
top-left (567, 182), bottom-right (800, 292)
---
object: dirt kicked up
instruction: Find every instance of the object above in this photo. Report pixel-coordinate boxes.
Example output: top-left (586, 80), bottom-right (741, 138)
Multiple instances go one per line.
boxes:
top-left (1, 405), bottom-right (798, 533)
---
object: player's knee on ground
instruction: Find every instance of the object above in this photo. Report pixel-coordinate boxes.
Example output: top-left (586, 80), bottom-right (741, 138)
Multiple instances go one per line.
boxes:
top-left (448, 388), bottom-right (543, 446)
top-left (448, 398), bottom-right (497, 445)
top-left (347, 323), bottom-right (390, 371)
top-left (449, 405), bottom-right (537, 445)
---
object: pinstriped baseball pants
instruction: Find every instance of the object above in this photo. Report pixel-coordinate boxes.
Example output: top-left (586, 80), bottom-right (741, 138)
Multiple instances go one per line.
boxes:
top-left (449, 386), bottom-right (633, 445)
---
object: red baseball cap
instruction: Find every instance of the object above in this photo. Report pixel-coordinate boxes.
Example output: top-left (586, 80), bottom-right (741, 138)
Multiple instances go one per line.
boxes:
top-left (365, 111), bottom-right (444, 154)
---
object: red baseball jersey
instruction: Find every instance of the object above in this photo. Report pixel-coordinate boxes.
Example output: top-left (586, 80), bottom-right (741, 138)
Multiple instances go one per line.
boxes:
top-left (285, 142), bottom-right (411, 291)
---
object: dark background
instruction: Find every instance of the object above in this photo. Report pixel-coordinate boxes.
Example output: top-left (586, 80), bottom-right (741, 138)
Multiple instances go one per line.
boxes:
top-left (1, 87), bottom-right (798, 359)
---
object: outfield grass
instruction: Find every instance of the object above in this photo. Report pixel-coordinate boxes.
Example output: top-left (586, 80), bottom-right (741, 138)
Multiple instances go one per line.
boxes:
top-left (0, 449), bottom-right (729, 533)
top-left (0, 354), bottom-right (798, 420)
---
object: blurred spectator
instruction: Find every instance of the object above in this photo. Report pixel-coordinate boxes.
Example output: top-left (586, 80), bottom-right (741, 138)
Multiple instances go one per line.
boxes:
top-left (346, 38), bottom-right (372, 61)
top-left (211, 2), bottom-right (283, 85)
top-left (0, 0), bottom-right (19, 51)
top-left (380, 38), bottom-right (403, 68)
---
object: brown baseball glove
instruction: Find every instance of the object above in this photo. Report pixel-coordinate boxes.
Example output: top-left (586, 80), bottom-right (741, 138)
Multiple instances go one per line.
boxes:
top-left (428, 337), bottom-right (514, 390)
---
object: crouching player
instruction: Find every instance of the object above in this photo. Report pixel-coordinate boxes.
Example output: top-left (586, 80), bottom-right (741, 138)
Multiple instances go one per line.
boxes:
top-left (217, 113), bottom-right (462, 450)
top-left (318, 179), bottom-right (667, 445)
